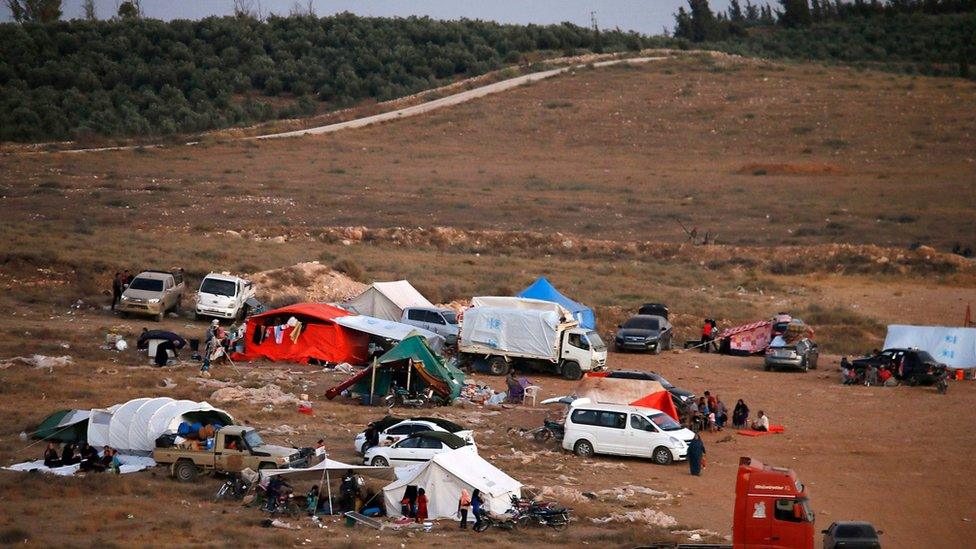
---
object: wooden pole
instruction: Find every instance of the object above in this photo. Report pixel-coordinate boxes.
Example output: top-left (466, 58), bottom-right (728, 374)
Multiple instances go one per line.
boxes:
top-left (369, 357), bottom-right (378, 405)
top-left (406, 359), bottom-right (412, 391)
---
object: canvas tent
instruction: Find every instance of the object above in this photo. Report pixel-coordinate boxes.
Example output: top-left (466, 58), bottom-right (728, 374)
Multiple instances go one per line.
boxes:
top-left (517, 277), bottom-right (596, 329)
top-left (343, 281), bottom-right (434, 322)
top-left (88, 397), bottom-right (233, 454)
top-left (238, 303), bottom-right (369, 365)
top-left (325, 335), bottom-right (465, 400)
top-left (333, 314), bottom-right (445, 352)
top-left (382, 448), bottom-right (521, 520)
top-left (884, 325), bottom-right (976, 369)
top-left (575, 374), bottom-right (680, 420)
top-left (262, 457), bottom-right (395, 482)
top-left (32, 410), bottom-right (91, 442)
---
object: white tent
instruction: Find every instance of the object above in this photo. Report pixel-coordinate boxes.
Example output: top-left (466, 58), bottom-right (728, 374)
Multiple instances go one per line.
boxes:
top-left (94, 397), bottom-right (233, 454)
top-left (343, 280), bottom-right (434, 321)
top-left (262, 457), bottom-right (395, 482)
top-left (884, 325), bottom-right (976, 369)
top-left (382, 448), bottom-right (521, 521)
top-left (333, 315), bottom-right (445, 352)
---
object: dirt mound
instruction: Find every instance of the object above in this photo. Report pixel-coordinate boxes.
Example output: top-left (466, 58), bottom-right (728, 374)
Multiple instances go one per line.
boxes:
top-left (737, 162), bottom-right (843, 176)
top-left (248, 261), bottom-right (365, 305)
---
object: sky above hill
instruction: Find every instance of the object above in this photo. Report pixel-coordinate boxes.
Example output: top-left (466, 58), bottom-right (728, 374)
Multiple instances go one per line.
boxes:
top-left (0, 0), bottom-right (752, 35)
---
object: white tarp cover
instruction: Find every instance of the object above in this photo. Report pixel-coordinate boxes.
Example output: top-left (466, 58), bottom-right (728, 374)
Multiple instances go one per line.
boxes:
top-left (343, 281), bottom-right (434, 321)
top-left (471, 296), bottom-right (571, 318)
top-left (460, 305), bottom-right (561, 360)
top-left (333, 315), bottom-right (445, 352)
top-left (261, 457), bottom-right (395, 482)
top-left (108, 398), bottom-right (150, 451)
top-left (128, 397), bottom-right (175, 453)
top-left (5, 455), bottom-right (156, 476)
top-left (86, 405), bottom-right (120, 449)
top-left (884, 325), bottom-right (976, 369)
top-left (102, 398), bottom-right (233, 454)
top-left (382, 448), bottom-right (521, 521)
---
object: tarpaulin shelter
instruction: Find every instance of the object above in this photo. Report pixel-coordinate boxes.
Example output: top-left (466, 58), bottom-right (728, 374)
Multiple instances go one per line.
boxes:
top-left (333, 315), bottom-right (445, 352)
top-left (91, 397), bottom-right (233, 455)
top-left (884, 325), bottom-right (976, 369)
top-left (382, 448), bottom-right (521, 520)
top-left (517, 277), bottom-right (596, 329)
top-left (461, 297), bottom-right (572, 359)
top-left (719, 321), bottom-right (773, 354)
top-left (576, 373), bottom-right (680, 420)
top-left (343, 280), bottom-right (434, 322)
top-left (325, 335), bottom-right (465, 400)
top-left (32, 410), bottom-right (91, 442)
top-left (238, 303), bottom-right (369, 365)
top-left (262, 457), bottom-right (395, 482)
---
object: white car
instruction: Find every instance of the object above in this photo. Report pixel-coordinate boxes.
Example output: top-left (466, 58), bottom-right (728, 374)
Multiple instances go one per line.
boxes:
top-left (561, 400), bottom-right (695, 465)
top-left (353, 417), bottom-right (474, 454)
top-left (363, 431), bottom-right (474, 467)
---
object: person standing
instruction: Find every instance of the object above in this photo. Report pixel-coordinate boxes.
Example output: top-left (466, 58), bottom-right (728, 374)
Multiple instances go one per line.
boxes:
top-left (111, 272), bottom-right (123, 310)
top-left (471, 489), bottom-right (484, 530)
top-left (687, 433), bottom-right (706, 476)
top-left (732, 399), bottom-right (749, 429)
top-left (415, 488), bottom-right (429, 523)
top-left (699, 320), bottom-right (713, 353)
top-left (458, 488), bottom-right (471, 529)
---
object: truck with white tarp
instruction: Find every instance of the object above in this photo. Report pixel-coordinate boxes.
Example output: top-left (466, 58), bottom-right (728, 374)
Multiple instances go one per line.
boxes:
top-left (457, 296), bottom-right (607, 380)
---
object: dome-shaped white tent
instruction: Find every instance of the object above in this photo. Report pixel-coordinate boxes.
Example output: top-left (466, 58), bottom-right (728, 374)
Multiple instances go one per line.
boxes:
top-left (127, 397), bottom-right (175, 453)
top-left (97, 397), bottom-right (233, 454)
top-left (108, 398), bottom-right (150, 451)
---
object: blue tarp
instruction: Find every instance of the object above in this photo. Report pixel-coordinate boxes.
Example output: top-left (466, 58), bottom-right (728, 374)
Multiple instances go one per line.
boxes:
top-left (516, 277), bottom-right (596, 330)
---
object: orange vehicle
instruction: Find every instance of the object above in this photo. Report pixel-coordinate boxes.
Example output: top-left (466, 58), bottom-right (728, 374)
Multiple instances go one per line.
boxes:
top-left (733, 456), bottom-right (815, 549)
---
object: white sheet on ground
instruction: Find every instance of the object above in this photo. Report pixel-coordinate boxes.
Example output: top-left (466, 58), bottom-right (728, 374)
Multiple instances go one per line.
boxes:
top-left (4, 455), bottom-right (156, 476)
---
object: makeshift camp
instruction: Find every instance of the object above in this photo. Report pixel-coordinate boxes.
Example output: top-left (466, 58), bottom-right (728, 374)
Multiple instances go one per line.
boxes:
top-left (575, 373), bottom-right (680, 420)
top-left (884, 325), bottom-right (976, 369)
top-left (88, 397), bottom-right (233, 454)
top-left (237, 303), bottom-right (369, 366)
top-left (325, 335), bottom-right (465, 401)
top-left (31, 410), bottom-right (91, 442)
top-left (517, 277), bottom-right (596, 329)
top-left (382, 448), bottom-right (521, 520)
top-left (343, 281), bottom-right (434, 322)
top-left (333, 314), bottom-right (445, 352)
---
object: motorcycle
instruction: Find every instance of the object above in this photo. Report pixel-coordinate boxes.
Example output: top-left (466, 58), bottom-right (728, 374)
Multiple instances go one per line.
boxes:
top-left (385, 386), bottom-right (433, 408)
top-left (473, 507), bottom-right (522, 532)
top-left (509, 495), bottom-right (572, 531)
top-left (532, 418), bottom-right (565, 443)
top-left (936, 369), bottom-right (949, 395)
top-left (214, 474), bottom-right (249, 502)
top-left (263, 484), bottom-right (302, 519)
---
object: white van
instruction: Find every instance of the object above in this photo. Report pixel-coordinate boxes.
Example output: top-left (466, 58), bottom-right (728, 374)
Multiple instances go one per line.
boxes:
top-left (195, 273), bottom-right (256, 321)
top-left (562, 401), bottom-right (695, 465)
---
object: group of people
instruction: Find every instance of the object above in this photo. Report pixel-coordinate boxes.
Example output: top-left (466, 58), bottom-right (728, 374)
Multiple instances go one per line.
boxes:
top-left (110, 270), bottom-right (134, 310)
top-left (685, 391), bottom-right (729, 431)
top-left (399, 485), bottom-right (430, 523)
top-left (43, 441), bottom-right (122, 473)
top-left (840, 353), bottom-right (897, 387)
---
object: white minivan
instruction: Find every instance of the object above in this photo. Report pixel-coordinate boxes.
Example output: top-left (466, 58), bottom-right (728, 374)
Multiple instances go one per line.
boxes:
top-left (562, 400), bottom-right (695, 465)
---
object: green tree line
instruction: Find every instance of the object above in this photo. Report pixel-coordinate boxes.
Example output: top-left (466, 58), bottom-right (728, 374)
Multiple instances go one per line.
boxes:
top-left (0, 13), bottom-right (656, 142)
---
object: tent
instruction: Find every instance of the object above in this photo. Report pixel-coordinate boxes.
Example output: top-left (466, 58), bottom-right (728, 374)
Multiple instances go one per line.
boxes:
top-left (32, 410), bottom-right (91, 442)
top-left (382, 448), bottom-right (521, 520)
top-left (517, 277), bottom-right (596, 330)
top-left (238, 303), bottom-right (369, 365)
top-left (325, 335), bottom-right (465, 400)
top-left (89, 397), bottom-right (233, 454)
top-left (343, 281), bottom-right (434, 322)
top-left (333, 315), bottom-right (445, 352)
top-left (262, 457), bottom-right (395, 482)
top-left (884, 325), bottom-right (976, 369)
top-left (575, 374), bottom-right (679, 420)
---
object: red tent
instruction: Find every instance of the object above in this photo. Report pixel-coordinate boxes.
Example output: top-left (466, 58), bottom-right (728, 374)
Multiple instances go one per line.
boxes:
top-left (237, 303), bottom-right (368, 365)
top-left (578, 373), bottom-right (680, 421)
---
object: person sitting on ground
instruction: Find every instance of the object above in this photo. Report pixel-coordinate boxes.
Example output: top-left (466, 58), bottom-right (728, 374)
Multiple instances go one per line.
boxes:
top-left (43, 442), bottom-right (62, 468)
top-left (713, 398), bottom-right (728, 430)
top-left (684, 398), bottom-right (699, 428)
top-left (704, 391), bottom-right (717, 412)
top-left (505, 372), bottom-right (524, 403)
top-left (732, 399), bottom-right (749, 429)
top-left (106, 448), bottom-right (122, 474)
top-left (879, 367), bottom-right (893, 386)
top-left (751, 410), bottom-right (770, 432)
top-left (840, 357), bottom-right (852, 384)
top-left (79, 443), bottom-right (104, 472)
top-left (865, 364), bottom-right (879, 387)
top-left (61, 442), bottom-right (80, 466)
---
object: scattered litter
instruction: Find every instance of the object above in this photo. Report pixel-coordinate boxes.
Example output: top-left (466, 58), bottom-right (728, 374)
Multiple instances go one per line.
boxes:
top-left (495, 448), bottom-right (559, 465)
top-left (265, 424), bottom-right (300, 436)
top-left (210, 384), bottom-right (301, 406)
top-left (159, 377), bottom-right (177, 389)
top-left (595, 485), bottom-right (671, 501)
top-left (591, 508), bottom-right (677, 528)
top-left (536, 485), bottom-right (589, 504)
top-left (583, 460), bottom-right (628, 470)
top-left (262, 518), bottom-right (300, 530)
top-left (671, 529), bottom-right (724, 540)
top-left (0, 355), bottom-right (73, 371)
top-left (330, 363), bottom-right (356, 375)
top-left (189, 376), bottom-right (235, 389)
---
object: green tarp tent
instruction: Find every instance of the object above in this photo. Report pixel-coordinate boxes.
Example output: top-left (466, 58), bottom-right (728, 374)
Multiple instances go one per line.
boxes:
top-left (351, 335), bottom-right (465, 400)
top-left (33, 409), bottom-right (90, 442)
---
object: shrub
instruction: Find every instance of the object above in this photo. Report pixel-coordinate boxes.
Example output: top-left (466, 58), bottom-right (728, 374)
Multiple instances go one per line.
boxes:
top-left (333, 258), bottom-right (366, 281)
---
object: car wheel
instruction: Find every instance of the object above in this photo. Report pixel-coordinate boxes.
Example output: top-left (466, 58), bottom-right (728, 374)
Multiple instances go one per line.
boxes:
top-left (652, 446), bottom-right (673, 465)
top-left (488, 356), bottom-right (510, 376)
top-left (371, 456), bottom-right (389, 467)
top-left (561, 361), bottom-right (583, 381)
top-left (360, 442), bottom-right (370, 455)
top-left (174, 459), bottom-right (198, 483)
top-left (801, 357), bottom-right (809, 372)
top-left (573, 439), bottom-right (594, 458)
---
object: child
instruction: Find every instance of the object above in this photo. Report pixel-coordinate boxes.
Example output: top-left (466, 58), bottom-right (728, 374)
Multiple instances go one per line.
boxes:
top-left (458, 489), bottom-right (471, 529)
top-left (416, 488), bottom-right (428, 523)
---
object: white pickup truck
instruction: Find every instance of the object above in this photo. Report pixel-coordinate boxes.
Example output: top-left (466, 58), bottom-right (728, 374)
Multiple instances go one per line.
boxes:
top-left (195, 273), bottom-right (256, 321)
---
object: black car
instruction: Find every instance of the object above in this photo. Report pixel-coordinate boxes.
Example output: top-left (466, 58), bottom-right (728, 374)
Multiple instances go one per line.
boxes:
top-left (822, 521), bottom-right (882, 549)
top-left (614, 315), bottom-right (673, 354)
top-left (851, 348), bottom-right (946, 386)
top-left (602, 370), bottom-right (695, 413)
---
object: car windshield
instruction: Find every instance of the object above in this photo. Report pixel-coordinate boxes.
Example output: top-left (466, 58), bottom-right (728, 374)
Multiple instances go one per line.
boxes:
top-left (129, 277), bottom-right (163, 292)
top-left (201, 278), bottom-right (236, 297)
top-left (442, 311), bottom-right (458, 324)
top-left (586, 331), bottom-right (606, 351)
top-left (915, 350), bottom-right (936, 363)
top-left (648, 413), bottom-right (682, 431)
top-left (654, 375), bottom-right (674, 389)
top-left (623, 317), bottom-right (659, 330)
top-left (243, 430), bottom-right (264, 448)
top-left (835, 524), bottom-right (875, 538)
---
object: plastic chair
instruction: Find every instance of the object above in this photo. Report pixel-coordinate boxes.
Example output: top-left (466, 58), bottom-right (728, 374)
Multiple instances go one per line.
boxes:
top-left (523, 386), bottom-right (540, 406)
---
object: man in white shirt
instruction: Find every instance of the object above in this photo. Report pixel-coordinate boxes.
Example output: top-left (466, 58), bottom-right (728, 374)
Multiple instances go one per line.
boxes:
top-left (752, 411), bottom-right (770, 432)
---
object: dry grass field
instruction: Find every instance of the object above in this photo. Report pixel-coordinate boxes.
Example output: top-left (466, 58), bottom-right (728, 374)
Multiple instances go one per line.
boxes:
top-left (1, 52), bottom-right (975, 548)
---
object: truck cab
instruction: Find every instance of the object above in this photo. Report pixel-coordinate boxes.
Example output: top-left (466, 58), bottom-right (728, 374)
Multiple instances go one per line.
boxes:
top-left (195, 273), bottom-right (255, 320)
top-left (734, 457), bottom-right (815, 549)
top-left (561, 327), bottom-right (607, 379)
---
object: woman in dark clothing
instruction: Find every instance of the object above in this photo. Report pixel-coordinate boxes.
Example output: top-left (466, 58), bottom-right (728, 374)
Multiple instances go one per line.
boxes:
top-left (732, 399), bottom-right (750, 429)
top-left (61, 442), bottom-right (80, 466)
top-left (43, 442), bottom-right (62, 467)
top-left (79, 444), bottom-right (104, 472)
top-left (471, 489), bottom-right (484, 530)
top-left (687, 433), bottom-right (706, 476)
